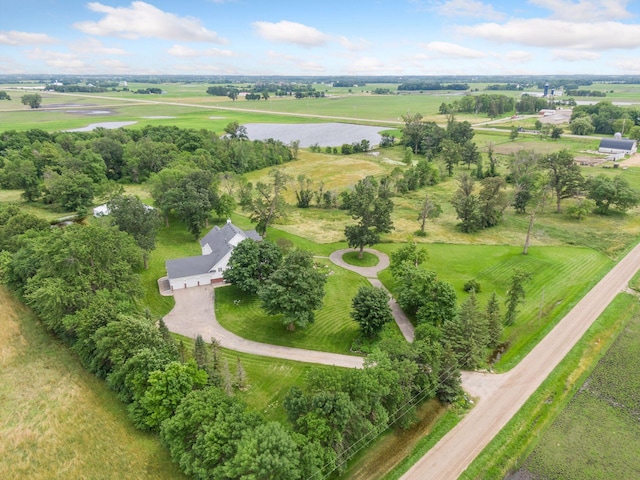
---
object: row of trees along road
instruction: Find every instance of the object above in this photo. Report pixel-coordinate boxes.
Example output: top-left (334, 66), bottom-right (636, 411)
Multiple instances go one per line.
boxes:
top-left (0, 204), bottom-right (464, 479)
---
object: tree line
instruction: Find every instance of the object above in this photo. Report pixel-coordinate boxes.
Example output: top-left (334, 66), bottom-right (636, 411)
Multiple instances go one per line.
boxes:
top-left (0, 126), bottom-right (294, 228)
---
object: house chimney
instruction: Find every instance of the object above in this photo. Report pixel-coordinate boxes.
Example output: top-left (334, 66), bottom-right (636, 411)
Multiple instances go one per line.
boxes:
top-left (227, 219), bottom-right (231, 224)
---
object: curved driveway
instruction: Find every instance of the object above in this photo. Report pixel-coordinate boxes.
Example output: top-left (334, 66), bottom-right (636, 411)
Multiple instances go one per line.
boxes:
top-left (329, 249), bottom-right (415, 342)
top-left (162, 284), bottom-right (364, 369)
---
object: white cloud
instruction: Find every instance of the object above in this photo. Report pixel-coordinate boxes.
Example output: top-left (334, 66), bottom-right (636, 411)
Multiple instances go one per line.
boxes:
top-left (100, 59), bottom-right (131, 72)
top-left (503, 50), bottom-right (534, 63)
top-left (422, 41), bottom-right (486, 58)
top-left (612, 56), bottom-right (640, 74)
top-left (252, 20), bottom-right (330, 47)
top-left (0, 30), bottom-right (58, 46)
top-left (168, 44), bottom-right (234, 57)
top-left (70, 38), bottom-right (130, 55)
top-left (552, 49), bottom-right (600, 61)
top-left (457, 19), bottom-right (640, 50)
top-left (28, 48), bottom-right (87, 72)
top-left (74, 1), bottom-right (226, 43)
top-left (337, 36), bottom-right (372, 51)
top-left (529, 0), bottom-right (633, 22)
top-left (347, 56), bottom-right (402, 74)
top-left (432, 0), bottom-right (506, 20)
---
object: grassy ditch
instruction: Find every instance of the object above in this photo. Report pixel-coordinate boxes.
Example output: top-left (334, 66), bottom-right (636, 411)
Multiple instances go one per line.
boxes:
top-left (458, 292), bottom-right (639, 479)
top-left (507, 296), bottom-right (640, 480)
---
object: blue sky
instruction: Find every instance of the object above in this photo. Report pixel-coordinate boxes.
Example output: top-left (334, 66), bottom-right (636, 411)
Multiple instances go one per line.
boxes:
top-left (2, 0), bottom-right (640, 76)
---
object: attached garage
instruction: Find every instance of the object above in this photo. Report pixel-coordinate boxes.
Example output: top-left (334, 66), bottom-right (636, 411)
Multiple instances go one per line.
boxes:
top-left (165, 220), bottom-right (261, 291)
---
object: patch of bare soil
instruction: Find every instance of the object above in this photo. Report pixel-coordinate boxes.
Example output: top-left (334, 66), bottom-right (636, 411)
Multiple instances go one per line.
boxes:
top-left (620, 153), bottom-right (640, 166)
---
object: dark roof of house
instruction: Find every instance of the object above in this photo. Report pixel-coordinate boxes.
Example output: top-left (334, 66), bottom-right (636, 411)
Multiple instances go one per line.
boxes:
top-left (599, 138), bottom-right (637, 150)
top-left (166, 221), bottom-right (262, 280)
top-left (166, 254), bottom-right (217, 279)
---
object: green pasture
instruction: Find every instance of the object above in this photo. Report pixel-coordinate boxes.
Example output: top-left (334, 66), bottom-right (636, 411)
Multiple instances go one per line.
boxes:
top-left (460, 292), bottom-right (640, 480)
top-left (0, 286), bottom-right (186, 480)
top-left (214, 259), bottom-right (373, 354)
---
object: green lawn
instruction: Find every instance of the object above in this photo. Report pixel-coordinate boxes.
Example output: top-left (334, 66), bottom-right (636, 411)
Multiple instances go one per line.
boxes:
top-left (377, 243), bottom-right (612, 370)
top-left (342, 251), bottom-right (380, 267)
top-left (214, 259), bottom-right (372, 354)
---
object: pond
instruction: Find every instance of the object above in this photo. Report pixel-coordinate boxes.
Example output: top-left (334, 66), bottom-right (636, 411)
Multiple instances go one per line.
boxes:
top-left (243, 122), bottom-right (385, 147)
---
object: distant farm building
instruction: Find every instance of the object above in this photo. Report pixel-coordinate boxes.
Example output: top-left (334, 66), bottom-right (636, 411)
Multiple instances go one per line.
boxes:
top-left (165, 220), bottom-right (262, 290)
top-left (598, 138), bottom-right (638, 156)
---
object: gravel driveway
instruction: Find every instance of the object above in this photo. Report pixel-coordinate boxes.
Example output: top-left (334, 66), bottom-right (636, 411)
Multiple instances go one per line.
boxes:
top-left (162, 284), bottom-right (364, 368)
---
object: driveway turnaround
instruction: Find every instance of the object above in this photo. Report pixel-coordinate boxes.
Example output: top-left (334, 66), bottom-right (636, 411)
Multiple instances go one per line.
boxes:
top-left (162, 284), bottom-right (365, 369)
top-left (329, 248), bottom-right (415, 342)
top-left (401, 240), bottom-right (640, 480)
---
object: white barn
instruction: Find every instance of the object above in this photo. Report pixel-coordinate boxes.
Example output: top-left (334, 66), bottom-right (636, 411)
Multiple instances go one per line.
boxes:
top-left (165, 220), bottom-right (261, 290)
top-left (598, 138), bottom-right (638, 155)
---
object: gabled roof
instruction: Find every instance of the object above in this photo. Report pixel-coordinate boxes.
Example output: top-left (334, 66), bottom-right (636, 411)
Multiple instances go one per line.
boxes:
top-left (166, 254), bottom-right (218, 279)
top-left (599, 138), bottom-right (637, 150)
top-left (166, 221), bottom-right (262, 281)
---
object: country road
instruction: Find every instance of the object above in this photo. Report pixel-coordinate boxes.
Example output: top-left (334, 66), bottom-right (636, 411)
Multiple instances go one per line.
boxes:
top-left (400, 240), bottom-right (640, 480)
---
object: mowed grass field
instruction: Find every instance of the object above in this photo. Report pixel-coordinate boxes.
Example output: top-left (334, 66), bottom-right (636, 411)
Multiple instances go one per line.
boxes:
top-left (0, 286), bottom-right (186, 480)
top-left (214, 259), bottom-right (376, 354)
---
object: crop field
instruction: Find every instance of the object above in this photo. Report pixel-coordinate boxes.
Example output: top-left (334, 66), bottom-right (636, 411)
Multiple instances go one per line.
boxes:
top-left (460, 292), bottom-right (640, 480)
top-left (0, 286), bottom-right (187, 480)
top-left (506, 297), bottom-right (640, 480)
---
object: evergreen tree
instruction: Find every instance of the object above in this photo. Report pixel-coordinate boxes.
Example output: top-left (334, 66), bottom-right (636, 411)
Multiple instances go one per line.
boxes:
top-left (504, 269), bottom-right (532, 326)
top-left (235, 357), bottom-right (247, 390)
top-left (485, 292), bottom-right (502, 348)
top-left (193, 334), bottom-right (208, 369)
top-left (437, 343), bottom-right (463, 403)
top-left (443, 291), bottom-right (487, 369)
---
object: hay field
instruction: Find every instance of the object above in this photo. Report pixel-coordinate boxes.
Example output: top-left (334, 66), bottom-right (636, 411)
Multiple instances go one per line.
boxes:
top-left (0, 286), bottom-right (185, 480)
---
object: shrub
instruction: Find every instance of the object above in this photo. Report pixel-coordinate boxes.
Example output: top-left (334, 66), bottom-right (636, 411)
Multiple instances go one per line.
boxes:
top-left (463, 279), bottom-right (481, 293)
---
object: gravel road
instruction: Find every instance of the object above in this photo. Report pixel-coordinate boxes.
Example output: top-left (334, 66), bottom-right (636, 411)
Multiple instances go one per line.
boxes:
top-left (401, 240), bottom-right (640, 480)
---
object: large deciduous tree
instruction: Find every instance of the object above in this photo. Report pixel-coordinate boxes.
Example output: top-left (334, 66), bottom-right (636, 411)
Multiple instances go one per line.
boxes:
top-left (540, 150), bottom-right (584, 212)
top-left (223, 239), bottom-right (283, 294)
top-left (259, 249), bottom-right (326, 330)
top-left (395, 265), bottom-right (457, 326)
top-left (478, 176), bottom-right (508, 228)
top-left (250, 168), bottom-right (290, 236)
top-left (586, 174), bottom-right (640, 214)
top-left (107, 194), bottom-right (162, 269)
top-left (350, 285), bottom-right (393, 338)
top-left (344, 176), bottom-right (394, 259)
top-left (21, 93), bottom-right (42, 109)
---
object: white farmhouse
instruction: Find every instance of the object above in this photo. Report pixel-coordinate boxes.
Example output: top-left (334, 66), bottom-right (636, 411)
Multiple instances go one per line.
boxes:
top-left (165, 220), bottom-right (261, 290)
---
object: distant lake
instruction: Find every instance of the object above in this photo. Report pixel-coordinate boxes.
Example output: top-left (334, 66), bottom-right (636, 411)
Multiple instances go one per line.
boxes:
top-left (243, 123), bottom-right (385, 147)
